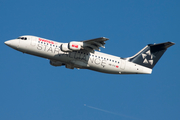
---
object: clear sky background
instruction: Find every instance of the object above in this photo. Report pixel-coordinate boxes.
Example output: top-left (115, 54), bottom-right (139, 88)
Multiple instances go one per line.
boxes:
top-left (1, 0), bottom-right (180, 120)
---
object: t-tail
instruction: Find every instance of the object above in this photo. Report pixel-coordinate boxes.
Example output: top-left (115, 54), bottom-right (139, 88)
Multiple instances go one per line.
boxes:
top-left (127, 42), bottom-right (175, 69)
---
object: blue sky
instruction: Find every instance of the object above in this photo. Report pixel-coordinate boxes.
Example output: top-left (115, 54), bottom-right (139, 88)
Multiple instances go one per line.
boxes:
top-left (1, 0), bottom-right (180, 120)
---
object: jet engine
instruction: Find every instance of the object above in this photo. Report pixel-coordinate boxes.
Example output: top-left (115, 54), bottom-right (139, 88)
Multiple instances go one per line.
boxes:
top-left (50, 60), bottom-right (64, 66)
top-left (61, 41), bottom-right (83, 52)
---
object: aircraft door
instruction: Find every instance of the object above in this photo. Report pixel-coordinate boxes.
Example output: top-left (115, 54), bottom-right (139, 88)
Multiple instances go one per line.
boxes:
top-left (120, 59), bottom-right (126, 70)
top-left (31, 37), bottom-right (36, 46)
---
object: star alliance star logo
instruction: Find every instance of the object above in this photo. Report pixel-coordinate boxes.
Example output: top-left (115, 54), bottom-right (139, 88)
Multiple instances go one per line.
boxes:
top-left (142, 50), bottom-right (155, 65)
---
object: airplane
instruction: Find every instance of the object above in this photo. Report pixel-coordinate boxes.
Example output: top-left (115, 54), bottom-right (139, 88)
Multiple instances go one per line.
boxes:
top-left (4, 35), bottom-right (175, 74)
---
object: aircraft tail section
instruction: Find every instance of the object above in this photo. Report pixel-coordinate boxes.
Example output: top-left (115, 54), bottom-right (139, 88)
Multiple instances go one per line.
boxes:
top-left (128, 42), bottom-right (175, 69)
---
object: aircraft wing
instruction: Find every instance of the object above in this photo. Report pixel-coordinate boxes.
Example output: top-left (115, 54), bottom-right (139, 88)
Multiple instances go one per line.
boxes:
top-left (81, 37), bottom-right (109, 52)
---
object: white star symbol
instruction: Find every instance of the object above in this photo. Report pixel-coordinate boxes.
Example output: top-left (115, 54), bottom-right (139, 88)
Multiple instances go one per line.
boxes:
top-left (142, 50), bottom-right (154, 65)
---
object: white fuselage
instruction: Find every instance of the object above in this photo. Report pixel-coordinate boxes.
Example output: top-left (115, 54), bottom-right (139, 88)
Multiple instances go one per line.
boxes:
top-left (5, 35), bottom-right (152, 74)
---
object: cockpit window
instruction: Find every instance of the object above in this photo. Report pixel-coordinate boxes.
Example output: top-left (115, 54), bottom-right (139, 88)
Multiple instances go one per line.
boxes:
top-left (17, 37), bottom-right (27, 40)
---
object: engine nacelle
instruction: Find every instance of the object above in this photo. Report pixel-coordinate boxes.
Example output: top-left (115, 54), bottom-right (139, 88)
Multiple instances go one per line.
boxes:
top-left (61, 43), bottom-right (71, 52)
top-left (50, 60), bottom-right (63, 66)
top-left (69, 41), bottom-right (83, 50)
top-left (61, 41), bottom-right (83, 52)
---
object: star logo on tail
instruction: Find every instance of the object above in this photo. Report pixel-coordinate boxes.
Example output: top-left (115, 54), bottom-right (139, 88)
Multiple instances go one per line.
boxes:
top-left (142, 50), bottom-right (155, 65)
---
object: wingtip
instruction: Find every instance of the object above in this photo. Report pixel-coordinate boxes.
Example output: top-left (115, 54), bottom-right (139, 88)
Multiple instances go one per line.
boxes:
top-left (101, 37), bottom-right (109, 40)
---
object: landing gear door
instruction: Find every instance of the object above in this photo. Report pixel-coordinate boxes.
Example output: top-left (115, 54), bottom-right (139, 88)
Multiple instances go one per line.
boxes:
top-left (31, 37), bottom-right (36, 46)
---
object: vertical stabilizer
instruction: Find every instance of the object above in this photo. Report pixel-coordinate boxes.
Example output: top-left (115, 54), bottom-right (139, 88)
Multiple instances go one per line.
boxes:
top-left (128, 42), bottom-right (175, 69)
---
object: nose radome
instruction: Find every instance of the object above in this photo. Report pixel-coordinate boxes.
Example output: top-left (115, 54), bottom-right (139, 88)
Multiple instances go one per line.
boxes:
top-left (4, 39), bottom-right (19, 50)
top-left (4, 40), bottom-right (11, 46)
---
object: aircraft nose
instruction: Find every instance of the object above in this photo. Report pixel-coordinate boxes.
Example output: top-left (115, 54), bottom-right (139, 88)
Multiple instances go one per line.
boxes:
top-left (4, 39), bottom-right (19, 50)
top-left (4, 40), bottom-right (11, 46)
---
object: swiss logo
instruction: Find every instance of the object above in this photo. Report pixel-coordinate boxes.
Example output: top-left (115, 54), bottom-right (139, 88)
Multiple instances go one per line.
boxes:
top-left (72, 44), bottom-right (78, 48)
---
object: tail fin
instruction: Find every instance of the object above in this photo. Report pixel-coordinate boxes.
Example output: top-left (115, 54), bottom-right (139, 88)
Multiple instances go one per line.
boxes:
top-left (128, 42), bottom-right (175, 69)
